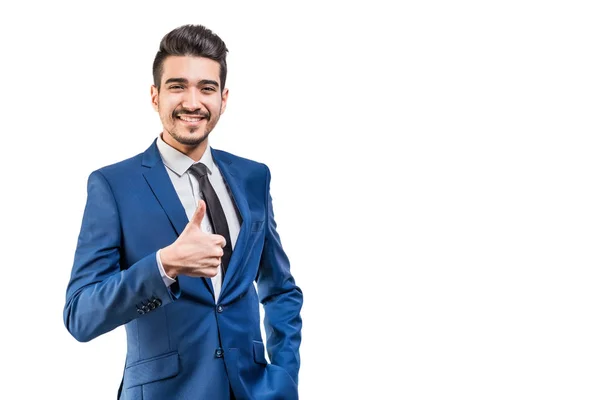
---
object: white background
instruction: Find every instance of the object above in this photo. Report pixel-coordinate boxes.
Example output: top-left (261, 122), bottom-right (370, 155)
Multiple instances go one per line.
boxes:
top-left (0, 0), bottom-right (599, 399)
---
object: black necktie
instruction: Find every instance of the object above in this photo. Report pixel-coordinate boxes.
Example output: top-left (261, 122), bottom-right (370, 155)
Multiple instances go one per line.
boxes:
top-left (188, 163), bottom-right (233, 276)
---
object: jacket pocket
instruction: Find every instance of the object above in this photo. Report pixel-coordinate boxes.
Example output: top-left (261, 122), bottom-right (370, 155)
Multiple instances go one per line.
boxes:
top-left (253, 340), bottom-right (268, 365)
top-left (123, 351), bottom-right (180, 389)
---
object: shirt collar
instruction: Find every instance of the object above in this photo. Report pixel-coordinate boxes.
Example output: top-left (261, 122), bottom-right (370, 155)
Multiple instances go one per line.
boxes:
top-left (156, 133), bottom-right (215, 177)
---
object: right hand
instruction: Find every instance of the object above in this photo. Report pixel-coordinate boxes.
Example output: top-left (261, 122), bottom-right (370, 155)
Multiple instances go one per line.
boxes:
top-left (160, 200), bottom-right (226, 278)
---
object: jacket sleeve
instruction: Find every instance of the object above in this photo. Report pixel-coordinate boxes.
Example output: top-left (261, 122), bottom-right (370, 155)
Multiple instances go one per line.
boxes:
top-left (63, 170), bottom-right (180, 343)
top-left (255, 165), bottom-right (303, 383)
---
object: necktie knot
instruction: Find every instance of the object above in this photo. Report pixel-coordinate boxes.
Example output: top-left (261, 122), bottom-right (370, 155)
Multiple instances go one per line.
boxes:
top-left (189, 163), bottom-right (209, 178)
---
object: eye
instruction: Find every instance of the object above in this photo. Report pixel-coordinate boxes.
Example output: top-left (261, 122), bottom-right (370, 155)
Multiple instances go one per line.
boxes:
top-left (169, 85), bottom-right (184, 90)
top-left (202, 87), bottom-right (217, 92)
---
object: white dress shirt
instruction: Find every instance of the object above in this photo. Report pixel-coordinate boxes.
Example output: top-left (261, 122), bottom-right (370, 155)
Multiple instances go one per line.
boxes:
top-left (155, 134), bottom-right (241, 302)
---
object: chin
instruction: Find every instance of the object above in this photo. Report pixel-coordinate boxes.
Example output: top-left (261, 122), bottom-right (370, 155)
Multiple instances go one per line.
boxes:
top-left (172, 130), bottom-right (210, 146)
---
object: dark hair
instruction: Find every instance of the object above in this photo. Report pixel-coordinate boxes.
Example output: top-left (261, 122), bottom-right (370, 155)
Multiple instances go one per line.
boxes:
top-left (152, 24), bottom-right (228, 91)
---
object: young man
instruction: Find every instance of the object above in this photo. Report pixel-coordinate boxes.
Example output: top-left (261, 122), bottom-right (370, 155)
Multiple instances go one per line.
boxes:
top-left (63, 24), bottom-right (303, 400)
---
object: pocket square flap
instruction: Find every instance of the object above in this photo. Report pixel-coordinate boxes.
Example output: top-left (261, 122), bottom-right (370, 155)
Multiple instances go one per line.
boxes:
top-left (124, 351), bottom-right (180, 388)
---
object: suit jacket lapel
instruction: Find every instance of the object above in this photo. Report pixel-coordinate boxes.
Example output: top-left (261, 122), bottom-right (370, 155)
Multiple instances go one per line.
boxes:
top-left (212, 149), bottom-right (251, 295)
top-left (141, 140), bottom-right (189, 236)
top-left (141, 140), bottom-right (216, 297)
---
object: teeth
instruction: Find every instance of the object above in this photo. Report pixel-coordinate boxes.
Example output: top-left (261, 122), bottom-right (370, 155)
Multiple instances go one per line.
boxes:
top-left (179, 116), bottom-right (202, 122)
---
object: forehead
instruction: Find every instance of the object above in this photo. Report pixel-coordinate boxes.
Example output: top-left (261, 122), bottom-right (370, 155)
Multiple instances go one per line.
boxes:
top-left (161, 56), bottom-right (221, 84)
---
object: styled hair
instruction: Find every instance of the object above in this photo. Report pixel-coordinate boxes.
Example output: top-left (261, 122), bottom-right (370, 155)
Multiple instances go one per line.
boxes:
top-left (152, 24), bottom-right (228, 91)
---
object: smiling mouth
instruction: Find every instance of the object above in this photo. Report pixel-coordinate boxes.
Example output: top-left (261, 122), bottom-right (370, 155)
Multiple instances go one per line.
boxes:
top-left (177, 115), bottom-right (207, 123)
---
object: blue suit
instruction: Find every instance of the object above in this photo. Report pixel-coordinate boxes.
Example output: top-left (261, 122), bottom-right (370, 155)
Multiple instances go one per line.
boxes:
top-left (64, 140), bottom-right (303, 400)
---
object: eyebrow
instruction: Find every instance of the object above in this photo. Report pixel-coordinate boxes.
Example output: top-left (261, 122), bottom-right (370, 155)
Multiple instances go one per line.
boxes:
top-left (164, 78), bottom-right (220, 87)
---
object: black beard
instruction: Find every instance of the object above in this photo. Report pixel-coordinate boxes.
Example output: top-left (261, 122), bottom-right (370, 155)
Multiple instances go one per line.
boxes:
top-left (168, 128), bottom-right (210, 146)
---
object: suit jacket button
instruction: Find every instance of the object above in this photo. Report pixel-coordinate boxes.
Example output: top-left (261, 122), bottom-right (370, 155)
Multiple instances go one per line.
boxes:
top-left (142, 305), bottom-right (150, 313)
top-left (216, 305), bottom-right (223, 313)
top-left (153, 298), bottom-right (162, 307)
top-left (137, 308), bottom-right (145, 314)
top-left (215, 348), bottom-right (224, 358)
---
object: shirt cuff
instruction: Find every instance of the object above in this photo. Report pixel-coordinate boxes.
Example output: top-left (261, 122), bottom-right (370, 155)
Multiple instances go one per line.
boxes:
top-left (156, 249), bottom-right (177, 287)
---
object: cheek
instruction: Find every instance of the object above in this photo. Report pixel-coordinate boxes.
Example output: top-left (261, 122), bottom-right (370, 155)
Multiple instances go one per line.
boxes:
top-left (158, 96), bottom-right (178, 114)
top-left (159, 104), bottom-right (175, 119)
top-left (211, 100), bottom-right (224, 115)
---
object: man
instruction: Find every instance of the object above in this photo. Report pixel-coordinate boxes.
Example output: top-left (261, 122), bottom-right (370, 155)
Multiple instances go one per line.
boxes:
top-left (63, 24), bottom-right (303, 400)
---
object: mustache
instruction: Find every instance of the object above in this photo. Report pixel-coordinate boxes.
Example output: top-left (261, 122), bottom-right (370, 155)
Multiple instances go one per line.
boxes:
top-left (173, 109), bottom-right (211, 119)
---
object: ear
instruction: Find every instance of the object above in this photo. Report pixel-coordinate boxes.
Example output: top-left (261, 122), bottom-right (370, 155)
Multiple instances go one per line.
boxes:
top-left (151, 85), bottom-right (159, 112)
top-left (220, 88), bottom-right (229, 115)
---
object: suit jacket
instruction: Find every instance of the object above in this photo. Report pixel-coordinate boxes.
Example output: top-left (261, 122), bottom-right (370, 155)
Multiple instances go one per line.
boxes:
top-left (63, 140), bottom-right (303, 400)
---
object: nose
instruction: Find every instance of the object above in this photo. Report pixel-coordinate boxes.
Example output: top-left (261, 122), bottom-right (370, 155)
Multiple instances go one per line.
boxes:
top-left (181, 88), bottom-right (202, 111)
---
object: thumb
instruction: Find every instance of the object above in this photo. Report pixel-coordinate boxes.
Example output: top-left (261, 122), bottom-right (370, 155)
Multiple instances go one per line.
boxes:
top-left (190, 200), bottom-right (206, 227)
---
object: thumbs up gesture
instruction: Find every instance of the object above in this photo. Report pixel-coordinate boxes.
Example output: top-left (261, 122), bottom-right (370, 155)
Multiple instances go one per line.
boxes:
top-left (160, 200), bottom-right (227, 279)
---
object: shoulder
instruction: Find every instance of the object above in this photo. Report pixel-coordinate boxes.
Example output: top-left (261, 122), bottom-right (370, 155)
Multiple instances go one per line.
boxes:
top-left (92, 152), bottom-right (145, 181)
top-left (88, 139), bottom-right (158, 181)
top-left (212, 148), bottom-right (270, 174)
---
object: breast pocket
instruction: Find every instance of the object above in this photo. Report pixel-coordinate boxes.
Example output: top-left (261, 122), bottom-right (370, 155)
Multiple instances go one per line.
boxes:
top-left (251, 220), bottom-right (264, 232)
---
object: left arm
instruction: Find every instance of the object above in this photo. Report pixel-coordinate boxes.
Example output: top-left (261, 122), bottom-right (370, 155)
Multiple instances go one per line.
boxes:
top-left (256, 165), bottom-right (303, 383)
